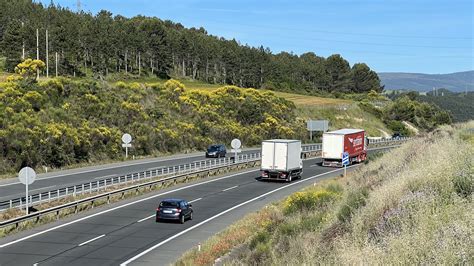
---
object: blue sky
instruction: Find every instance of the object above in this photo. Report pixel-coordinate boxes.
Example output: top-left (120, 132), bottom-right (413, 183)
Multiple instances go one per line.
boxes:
top-left (40, 0), bottom-right (473, 74)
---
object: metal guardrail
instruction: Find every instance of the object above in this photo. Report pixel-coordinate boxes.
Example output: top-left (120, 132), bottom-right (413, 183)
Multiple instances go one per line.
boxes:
top-left (0, 158), bottom-right (262, 229)
top-left (0, 138), bottom-right (408, 228)
top-left (0, 139), bottom-right (406, 213)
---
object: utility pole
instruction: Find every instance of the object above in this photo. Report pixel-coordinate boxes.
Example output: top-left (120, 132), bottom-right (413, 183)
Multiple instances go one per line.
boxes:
top-left (125, 50), bottom-right (128, 74)
top-left (46, 29), bottom-right (49, 78)
top-left (36, 28), bottom-right (39, 79)
top-left (150, 57), bottom-right (154, 75)
top-left (21, 22), bottom-right (25, 60)
top-left (55, 52), bottom-right (58, 77)
top-left (138, 52), bottom-right (141, 76)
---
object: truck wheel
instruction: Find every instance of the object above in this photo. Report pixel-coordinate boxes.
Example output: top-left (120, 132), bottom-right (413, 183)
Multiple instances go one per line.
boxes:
top-left (287, 175), bottom-right (292, 182)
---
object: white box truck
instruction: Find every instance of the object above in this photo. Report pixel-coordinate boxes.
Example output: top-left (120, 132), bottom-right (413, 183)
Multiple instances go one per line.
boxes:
top-left (260, 139), bottom-right (303, 182)
top-left (322, 129), bottom-right (367, 167)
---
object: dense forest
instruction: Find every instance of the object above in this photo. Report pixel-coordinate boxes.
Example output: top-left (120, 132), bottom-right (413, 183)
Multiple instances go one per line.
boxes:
top-left (0, 0), bottom-right (382, 94)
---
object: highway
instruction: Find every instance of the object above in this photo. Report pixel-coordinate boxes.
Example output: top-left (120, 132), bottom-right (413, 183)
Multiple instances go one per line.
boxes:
top-left (0, 149), bottom-right (260, 204)
top-left (0, 155), bottom-right (361, 266)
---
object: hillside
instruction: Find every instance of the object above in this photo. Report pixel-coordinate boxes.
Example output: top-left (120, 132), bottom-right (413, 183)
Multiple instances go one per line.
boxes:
top-left (379, 71), bottom-right (474, 92)
top-left (0, 76), bottom-right (309, 174)
top-left (177, 122), bottom-right (474, 265)
top-left (162, 80), bottom-right (392, 137)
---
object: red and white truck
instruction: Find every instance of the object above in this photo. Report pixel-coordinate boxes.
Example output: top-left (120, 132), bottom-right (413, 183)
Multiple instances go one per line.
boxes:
top-left (322, 129), bottom-right (367, 167)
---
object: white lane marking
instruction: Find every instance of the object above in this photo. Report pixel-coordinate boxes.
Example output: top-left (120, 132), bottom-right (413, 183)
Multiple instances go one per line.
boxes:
top-left (78, 234), bottom-right (106, 246)
top-left (120, 165), bottom-right (357, 265)
top-left (222, 185), bottom-right (238, 192)
top-left (0, 169), bottom-right (259, 248)
top-left (137, 215), bottom-right (155, 223)
top-left (94, 175), bottom-right (117, 180)
top-left (189, 198), bottom-right (202, 203)
top-left (29, 185), bottom-right (56, 193)
top-left (310, 165), bottom-right (318, 168)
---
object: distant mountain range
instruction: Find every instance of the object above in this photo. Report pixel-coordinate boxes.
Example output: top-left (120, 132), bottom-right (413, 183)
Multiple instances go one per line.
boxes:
top-left (378, 71), bottom-right (474, 92)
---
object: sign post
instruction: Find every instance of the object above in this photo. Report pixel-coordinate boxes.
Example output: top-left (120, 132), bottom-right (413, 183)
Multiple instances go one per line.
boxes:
top-left (307, 120), bottom-right (329, 141)
top-left (342, 152), bottom-right (349, 177)
top-left (18, 167), bottom-right (36, 215)
top-left (231, 139), bottom-right (242, 163)
top-left (121, 133), bottom-right (132, 159)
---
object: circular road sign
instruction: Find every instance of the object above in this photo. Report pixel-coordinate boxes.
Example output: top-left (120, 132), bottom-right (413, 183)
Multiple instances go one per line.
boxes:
top-left (18, 167), bottom-right (36, 185)
top-left (122, 133), bottom-right (132, 144)
top-left (231, 139), bottom-right (241, 149)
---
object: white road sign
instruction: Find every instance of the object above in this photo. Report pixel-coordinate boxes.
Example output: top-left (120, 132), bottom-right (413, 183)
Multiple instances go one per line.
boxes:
top-left (122, 133), bottom-right (132, 144)
top-left (18, 167), bottom-right (36, 185)
top-left (231, 139), bottom-right (241, 149)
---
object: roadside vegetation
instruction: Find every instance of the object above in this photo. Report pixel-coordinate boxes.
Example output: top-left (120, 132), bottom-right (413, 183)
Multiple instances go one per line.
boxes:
top-left (176, 122), bottom-right (473, 265)
top-left (0, 59), bottom-right (452, 176)
top-left (0, 66), bottom-right (307, 175)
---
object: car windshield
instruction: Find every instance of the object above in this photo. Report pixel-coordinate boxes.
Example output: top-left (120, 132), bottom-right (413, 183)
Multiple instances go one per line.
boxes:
top-left (208, 145), bottom-right (220, 151)
top-left (160, 201), bottom-right (180, 208)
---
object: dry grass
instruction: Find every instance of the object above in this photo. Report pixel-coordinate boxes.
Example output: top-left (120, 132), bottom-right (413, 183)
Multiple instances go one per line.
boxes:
top-left (266, 90), bottom-right (351, 106)
top-left (176, 121), bottom-right (473, 265)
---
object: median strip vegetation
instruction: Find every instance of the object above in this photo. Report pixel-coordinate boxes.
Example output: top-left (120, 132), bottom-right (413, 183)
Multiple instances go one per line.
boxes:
top-left (176, 122), bottom-right (473, 265)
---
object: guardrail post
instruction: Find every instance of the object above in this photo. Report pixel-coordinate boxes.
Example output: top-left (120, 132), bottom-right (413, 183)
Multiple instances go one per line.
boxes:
top-left (74, 186), bottom-right (77, 197)
top-left (9, 199), bottom-right (12, 209)
top-left (48, 191), bottom-right (51, 202)
top-left (105, 179), bottom-right (107, 189)
top-left (66, 187), bottom-right (68, 197)
top-left (39, 193), bottom-right (42, 202)
top-left (90, 182), bottom-right (92, 194)
top-left (96, 181), bottom-right (99, 192)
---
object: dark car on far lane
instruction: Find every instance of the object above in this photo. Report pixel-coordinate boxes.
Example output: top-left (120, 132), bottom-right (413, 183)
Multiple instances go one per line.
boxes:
top-left (156, 199), bottom-right (193, 224)
top-left (205, 144), bottom-right (227, 158)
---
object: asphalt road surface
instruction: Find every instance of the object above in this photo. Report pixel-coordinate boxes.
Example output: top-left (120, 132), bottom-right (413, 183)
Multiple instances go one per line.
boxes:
top-left (0, 149), bottom-right (260, 203)
top-left (0, 155), bottom-right (362, 266)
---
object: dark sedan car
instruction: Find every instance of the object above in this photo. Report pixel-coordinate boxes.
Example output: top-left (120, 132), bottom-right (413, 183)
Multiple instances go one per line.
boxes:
top-left (156, 199), bottom-right (193, 224)
top-left (205, 144), bottom-right (226, 158)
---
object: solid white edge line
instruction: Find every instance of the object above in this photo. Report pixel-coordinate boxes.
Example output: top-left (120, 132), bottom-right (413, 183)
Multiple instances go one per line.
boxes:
top-left (189, 198), bottom-right (202, 203)
top-left (78, 234), bottom-right (106, 246)
top-left (137, 215), bottom-right (155, 223)
top-left (0, 168), bottom-right (259, 249)
top-left (222, 185), bottom-right (238, 192)
top-left (120, 166), bottom-right (357, 265)
top-left (94, 175), bottom-right (117, 180)
top-left (29, 185), bottom-right (57, 193)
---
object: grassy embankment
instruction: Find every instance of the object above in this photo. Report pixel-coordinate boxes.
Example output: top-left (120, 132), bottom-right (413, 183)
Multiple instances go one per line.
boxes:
top-left (173, 80), bottom-right (392, 137)
top-left (176, 122), bottom-right (473, 265)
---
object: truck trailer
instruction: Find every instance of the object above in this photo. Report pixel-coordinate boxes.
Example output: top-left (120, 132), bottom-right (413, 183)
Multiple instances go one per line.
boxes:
top-left (322, 129), bottom-right (367, 167)
top-left (260, 139), bottom-right (303, 182)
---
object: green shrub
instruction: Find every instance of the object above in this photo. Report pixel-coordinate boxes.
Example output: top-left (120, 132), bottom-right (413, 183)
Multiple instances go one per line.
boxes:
top-left (249, 231), bottom-right (271, 249)
top-left (337, 187), bottom-right (369, 222)
top-left (453, 169), bottom-right (473, 199)
top-left (284, 189), bottom-right (339, 214)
